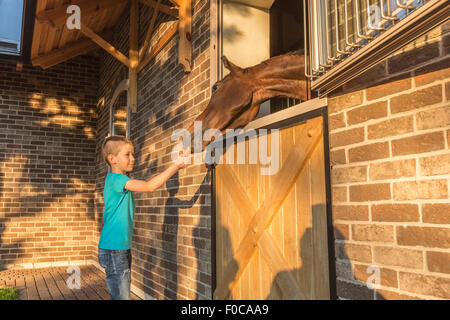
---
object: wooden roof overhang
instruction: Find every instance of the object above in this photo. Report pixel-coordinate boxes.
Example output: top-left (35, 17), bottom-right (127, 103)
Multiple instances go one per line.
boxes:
top-left (31, 0), bottom-right (128, 69)
top-left (31, 0), bottom-right (192, 112)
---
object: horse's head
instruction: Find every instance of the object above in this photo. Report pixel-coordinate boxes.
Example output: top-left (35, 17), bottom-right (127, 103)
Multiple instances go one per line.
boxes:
top-left (187, 56), bottom-right (254, 147)
top-left (186, 52), bottom-right (308, 151)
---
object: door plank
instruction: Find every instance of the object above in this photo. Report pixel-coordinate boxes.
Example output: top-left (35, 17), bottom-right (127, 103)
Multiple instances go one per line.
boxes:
top-left (281, 127), bottom-right (298, 272)
top-left (214, 118), bottom-right (322, 299)
top-left (310, 138), bottom-right (330, 299)
top-left (215, 116), bottom-right (329, 300)
top-left (215, 165), bottom-right (307, 300)
top-left (296, 161), bottom-right (313, 298)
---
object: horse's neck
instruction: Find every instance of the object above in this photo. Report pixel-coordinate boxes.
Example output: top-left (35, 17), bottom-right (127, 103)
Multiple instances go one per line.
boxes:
top-left (248, 55), bottom-right (305, 80)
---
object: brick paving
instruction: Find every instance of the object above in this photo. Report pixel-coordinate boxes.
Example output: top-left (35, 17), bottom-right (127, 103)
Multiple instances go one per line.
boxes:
top-left (0, 265), bottom-right (141, 300)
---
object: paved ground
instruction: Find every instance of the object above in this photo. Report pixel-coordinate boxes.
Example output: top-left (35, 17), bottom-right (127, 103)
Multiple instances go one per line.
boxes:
top-left (0, 265), bottom-right (141, 300)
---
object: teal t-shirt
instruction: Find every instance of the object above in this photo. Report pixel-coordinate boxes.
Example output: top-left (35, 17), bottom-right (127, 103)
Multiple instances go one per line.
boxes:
top-left (98, 173), bottom-right (135, 250)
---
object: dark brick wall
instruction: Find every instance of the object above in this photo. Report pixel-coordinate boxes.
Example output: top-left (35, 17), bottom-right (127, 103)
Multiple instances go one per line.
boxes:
top-left (95, 0), bottom-right (212, 299)
top-left (0, 55), bottom-right (99, 269)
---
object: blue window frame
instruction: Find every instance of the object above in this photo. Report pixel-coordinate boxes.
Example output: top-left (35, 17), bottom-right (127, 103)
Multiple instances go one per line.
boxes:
top-left (0, 0), bottom-right (25, 56)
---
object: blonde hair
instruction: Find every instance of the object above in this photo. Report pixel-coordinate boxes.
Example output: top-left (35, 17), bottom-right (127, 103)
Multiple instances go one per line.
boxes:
top-left (102, 135), bottom-right (133, 167)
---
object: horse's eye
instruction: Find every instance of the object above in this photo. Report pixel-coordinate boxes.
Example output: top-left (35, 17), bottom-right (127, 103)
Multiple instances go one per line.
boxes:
top-left (212, 83), bottom-right (219, 93)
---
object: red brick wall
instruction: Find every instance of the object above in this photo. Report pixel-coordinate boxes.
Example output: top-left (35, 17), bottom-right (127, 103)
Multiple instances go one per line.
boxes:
top-left (329, 22), bottom-right (450, 299)
top-left (0, 55), bottom-right (99, 269)
top-left (95, 0), bottom-right (212, 300)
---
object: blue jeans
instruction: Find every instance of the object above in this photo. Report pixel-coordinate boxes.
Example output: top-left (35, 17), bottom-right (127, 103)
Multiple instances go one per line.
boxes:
top-left (98, 248), bottom-right (132, 300)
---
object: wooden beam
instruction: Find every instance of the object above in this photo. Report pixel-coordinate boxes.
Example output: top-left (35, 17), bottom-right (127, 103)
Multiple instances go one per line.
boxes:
top-left (243, 97), bottom-right (327, 131)
top-left (138, 0), bottom-right (179, 18)
top-left (36, 0), bottom-right (128, 27)
top-left (80, 22), bottom-right (130, 68)
top-left (129, 0), bottom-right (139, 113)
top-left (138, 0), bottom-right (162, 61)
top-left (168, 0), bottom-right (181, 7)
top-left (213, 118), bottom-right (323, 300)
top-left (138, 21), bottom-right (179, 73)
top-left (31, 32), bottom-right (112, 69)
top-left (258, 233), bottom-right (306, 299)
top-left (31, 0), bottom-right (48, 58)
top-left (178, 0), bottom-right (192, 72)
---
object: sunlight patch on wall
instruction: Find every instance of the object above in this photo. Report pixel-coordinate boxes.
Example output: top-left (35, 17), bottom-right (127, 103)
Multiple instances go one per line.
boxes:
top-left (83, 127), bottom-right (95, 139)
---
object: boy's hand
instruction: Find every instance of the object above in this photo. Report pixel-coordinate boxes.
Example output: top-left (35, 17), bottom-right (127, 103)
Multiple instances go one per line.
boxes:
top-left (174, 147), bottom-right (191, 168)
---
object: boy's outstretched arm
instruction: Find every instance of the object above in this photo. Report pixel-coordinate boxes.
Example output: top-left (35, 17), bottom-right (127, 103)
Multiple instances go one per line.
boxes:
top-left (124, 148), bottom-right (190, 192)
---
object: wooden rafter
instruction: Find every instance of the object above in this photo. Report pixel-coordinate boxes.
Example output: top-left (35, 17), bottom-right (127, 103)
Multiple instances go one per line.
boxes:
top-left (32, 35), bottom-right (101, 69)
top-left (137, 0), bottom-right (191, 72)
top-left (31, 0), bottom-right (47, 58)
top-left (139, 0), bottom-right (162, 61)
top-left (213, 118), bottom-right (323, 300)
top-left (50, 0), bottom-right (192, 113)
top-left (138, 0), bottom-right (179, 18)
top-left (178, 0), bottom-right (192, 72)
top-left (36, 0), bottom-right (128, 27)
top-left (129, 0), bottom-right (139, 113)
top-left (80, 22), bottom-right (130, 68)
top-left (138, 21), bottom-right (179, 73)
top-left (167, 0), bottom-right (181, 7)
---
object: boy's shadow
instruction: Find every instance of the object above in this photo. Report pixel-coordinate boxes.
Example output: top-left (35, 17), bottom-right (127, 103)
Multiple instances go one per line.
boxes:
top-left (267, 227), bottom-right (385, 300)
top-left (161, 169), bottom-right (211, 299)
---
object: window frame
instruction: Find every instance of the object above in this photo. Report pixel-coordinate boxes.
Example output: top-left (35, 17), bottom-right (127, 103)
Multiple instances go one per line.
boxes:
top-left (108, 78), bottom-right (131, 139)
top-left (303, 0), bottom-right (450, 96)
top-left (0, 0), bottom-right (36, 64)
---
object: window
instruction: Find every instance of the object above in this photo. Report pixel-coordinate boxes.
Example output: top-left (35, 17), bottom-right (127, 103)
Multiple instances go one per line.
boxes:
top-left (304, 0), bottom-right (449, 95)
top-left (108, 78), bottom-right (130, 139)
top-left (0, 0), bottom-right (25, 55)
top-left (111, 92), bottom-right (128, 137)
top-left (269, 0), bottom-right (305, 113)
top-left (220, 0), bottom-right (310, 115)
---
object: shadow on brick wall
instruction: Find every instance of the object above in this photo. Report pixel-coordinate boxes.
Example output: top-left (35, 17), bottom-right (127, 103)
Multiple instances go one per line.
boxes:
top-left (138, 168), bottom-right (211, 299)
top-left (193, 169), bottom-right (213, 299)
top-left (94, 0), bottom-right (229, 299)
top-left (0, 81), bottom-right (97, 269)
top-left (267, 227), bottom-right (384, 300)
top-left (122, 0), bottom-right (212, 299)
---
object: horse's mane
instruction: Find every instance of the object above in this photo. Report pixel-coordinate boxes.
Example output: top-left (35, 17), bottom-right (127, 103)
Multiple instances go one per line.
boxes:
top-left (241, 48), bottom-right (305, 74)
top-left (254, 48), bottom-right (305, 68)
top-left (282, 48), bottom-right (305, 56)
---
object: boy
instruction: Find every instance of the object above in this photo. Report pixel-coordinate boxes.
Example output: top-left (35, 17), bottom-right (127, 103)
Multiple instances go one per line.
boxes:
top-left (98, 135), bottom-right (190, 300)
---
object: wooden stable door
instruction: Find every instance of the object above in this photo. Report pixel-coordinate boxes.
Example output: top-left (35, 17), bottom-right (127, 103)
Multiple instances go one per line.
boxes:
top-left (214, 116), bottom-right (330, 300)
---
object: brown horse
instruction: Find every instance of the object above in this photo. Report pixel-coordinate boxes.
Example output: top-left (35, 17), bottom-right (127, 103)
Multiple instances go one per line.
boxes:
top-left (187, 51), bottom-right (308, 149)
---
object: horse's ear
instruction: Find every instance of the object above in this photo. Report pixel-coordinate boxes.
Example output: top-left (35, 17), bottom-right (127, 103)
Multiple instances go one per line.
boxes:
top-left (222, 56), bottom-right (243, 74)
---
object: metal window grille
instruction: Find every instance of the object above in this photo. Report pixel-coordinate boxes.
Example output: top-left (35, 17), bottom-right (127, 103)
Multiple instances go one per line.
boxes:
top-left (303, 0), bottom-right (445, 87)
